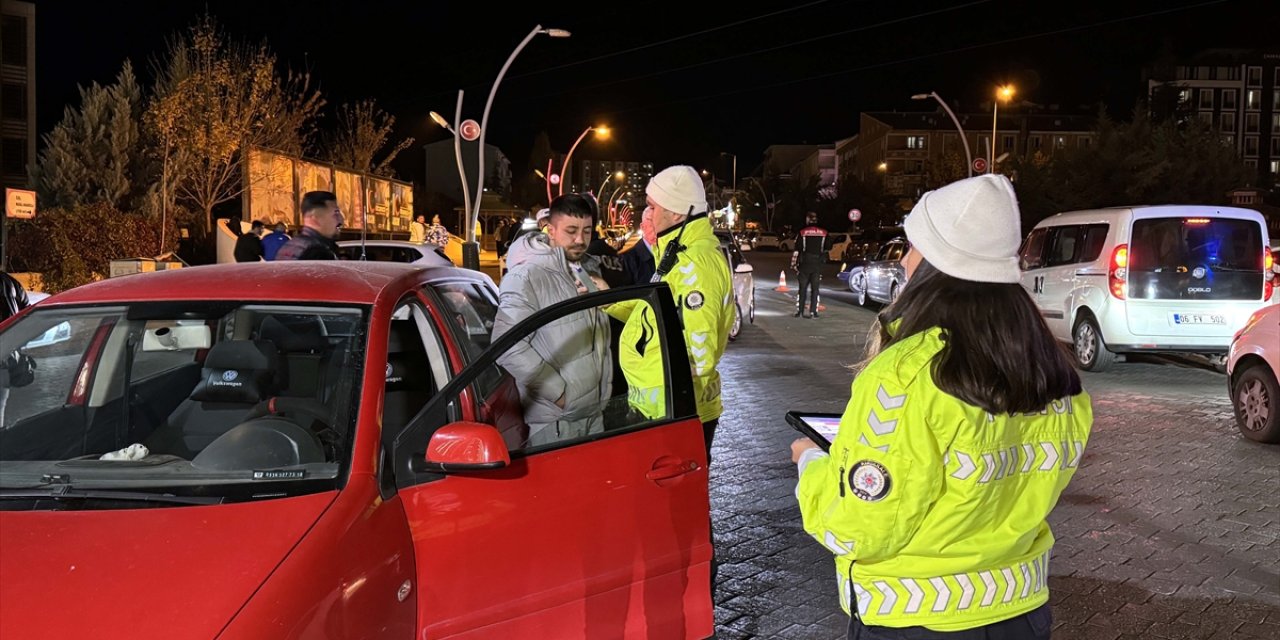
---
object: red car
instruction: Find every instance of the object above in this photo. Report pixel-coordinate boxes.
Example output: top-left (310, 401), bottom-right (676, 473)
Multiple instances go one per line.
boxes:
top-left (0, 262), bottom-right (713, 639)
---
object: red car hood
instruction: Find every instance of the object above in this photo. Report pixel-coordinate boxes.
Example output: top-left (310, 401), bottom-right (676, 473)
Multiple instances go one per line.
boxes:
top-left (0, 491), bottom-right (336, 639)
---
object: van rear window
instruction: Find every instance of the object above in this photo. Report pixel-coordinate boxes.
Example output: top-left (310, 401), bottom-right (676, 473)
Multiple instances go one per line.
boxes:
top-left (1128, 217), bottom-right (1263, 300)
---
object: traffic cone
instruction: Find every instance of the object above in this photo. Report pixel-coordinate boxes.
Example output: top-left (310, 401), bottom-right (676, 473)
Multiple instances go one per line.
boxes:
top-left (775, 271), bottom-right (789, 292)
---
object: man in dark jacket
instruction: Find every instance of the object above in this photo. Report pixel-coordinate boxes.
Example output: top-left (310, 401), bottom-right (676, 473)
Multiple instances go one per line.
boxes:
top-left (233, 220), bottom-right (266, 262)
top-left (275, 191), bottom-right (343, 261)
top-left (1, 271), bottom-right (28, 322)
top-left (791, 211), bottom-right (827, 318)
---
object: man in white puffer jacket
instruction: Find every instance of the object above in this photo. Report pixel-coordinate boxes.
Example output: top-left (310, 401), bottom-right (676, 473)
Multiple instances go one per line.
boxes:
top-left (493, 194), bottom-right (613, 447)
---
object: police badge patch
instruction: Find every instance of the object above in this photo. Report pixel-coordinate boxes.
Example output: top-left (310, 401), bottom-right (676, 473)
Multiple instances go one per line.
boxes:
top-left (848, 460), bottom-right (891, 501)
top-left (685, 290), bottom-right (705, 310)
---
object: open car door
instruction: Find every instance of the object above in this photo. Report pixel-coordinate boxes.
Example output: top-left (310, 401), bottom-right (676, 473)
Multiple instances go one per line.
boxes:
top-left (393, 283), bottom-right (714, 639)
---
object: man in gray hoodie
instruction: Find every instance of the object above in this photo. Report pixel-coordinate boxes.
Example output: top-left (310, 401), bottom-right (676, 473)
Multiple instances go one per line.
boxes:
top-left (493, 194), bottom-right (613, 447)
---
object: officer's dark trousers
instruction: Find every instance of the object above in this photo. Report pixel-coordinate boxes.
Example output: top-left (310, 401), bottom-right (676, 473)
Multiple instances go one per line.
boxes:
top-left (797, 269), bottom-right (821, 315)
top-left (848, 604), bottom-right (1052, 640)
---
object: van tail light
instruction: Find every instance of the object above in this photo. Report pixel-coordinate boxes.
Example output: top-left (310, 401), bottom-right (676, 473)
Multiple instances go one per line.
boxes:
top-left (1264, 247), bottom-right (1274, 301)
top-left (1109, 244), bottom-right (1128, 299)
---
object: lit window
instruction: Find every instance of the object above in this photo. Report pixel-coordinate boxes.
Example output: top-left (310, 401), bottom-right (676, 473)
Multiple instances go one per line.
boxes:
top-left (1246, 89), bottom-right (1261, 111)
top-left (907, 136), bottom-right (926, 149)
top-left (1271, 160), bottom-right (1279, 175)
top-left (1053, 136), bottom-right (1066, 149)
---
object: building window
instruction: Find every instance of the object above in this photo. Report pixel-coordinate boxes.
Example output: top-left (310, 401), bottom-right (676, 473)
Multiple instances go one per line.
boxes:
top-left (1, 137), bottom-right (26, 176)
top-left (1053, 136), bottom-right (1066, 150)
top-left (1222, 133), bottom-right (1236, 147)
top-left (979, 136), bottom-right (990, 154)
top-left (1246, 113), bottom-right (1260, 133)
top-left (906, 136), bottom-right (926, 149)
top-left (1244, 159), bottom-right (1257, 170)
top-left (1247, 66), bottom-right (1263, 86)
top-left (1078, 137), bottom-right (1092, 149)
top-left (1221, 112), bottom-right (1236, 132)
top-left (1002, 135), bottom-right (1015, 151)
top-left (1246, 89), bottom-right (1261, 111)
top-left (1, 83), bottom-right (24, 119)
top-left (1271, 160), bottom-right (1279, 176)
top-left (1199, 89), bottom-right (1214, 109)
top-left (1029, 135), bottom-right (1042, 150)
top-left (1198, 111), bottom-right (1214, 126)
top-left (1245, 136), bottom-right (1259, 157)
top-left (1223, 90), bottom-right (1237, 110)
top-left (1177, 88), bottom-right (1192, 105)
top-left (905, 159), bottom-right (925, 174)
top-left (1272, 137), bottom-right (1280, 156)
top-left (1, 16), bottom-right (26, 66)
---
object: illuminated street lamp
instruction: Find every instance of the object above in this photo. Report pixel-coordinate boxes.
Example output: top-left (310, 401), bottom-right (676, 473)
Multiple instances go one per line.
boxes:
top-left (877, 162), bottom-right (888, 172)
top-left (466, 25), bottom-right (571, 269)
top-left (991, 85), bottom-right (1016, 173)
top-left (911, 92), bottom-right (972, 178)
top-left (428, 105), bottom-right (472, 235)
top-left (595, 170), bottom-right (624, 201)
top-left (559, 126), bottom-right (610, 195)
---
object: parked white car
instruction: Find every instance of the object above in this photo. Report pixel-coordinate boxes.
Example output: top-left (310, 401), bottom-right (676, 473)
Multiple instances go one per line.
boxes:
top-left (755, 232), bottom-right (785, 251)
top-left (1019, 206), bottom-right (1274, 371)
top-left (336, 240), bottom-right (453, 267)
top-left (718, 241), bottom-right (755, 341)
top-left (1228, 305), bottom-right (1279, 443)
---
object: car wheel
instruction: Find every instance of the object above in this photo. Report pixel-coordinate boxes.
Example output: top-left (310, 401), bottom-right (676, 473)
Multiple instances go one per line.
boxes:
top-left (1072, 316), bottom-right (1116, 372)
top-left (729, 302), bottom-right (743, 341)
top-left (1233, 365), bottom-right (1280, 443)
top-left (748, 297), bottom-right (755, 323)
top-left (849, 271), bottom-right (867, 306)
top-left (889, 283), bottom-right (901, 306)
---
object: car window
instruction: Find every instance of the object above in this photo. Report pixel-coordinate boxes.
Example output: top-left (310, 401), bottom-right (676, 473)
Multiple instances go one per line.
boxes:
top-left (393, 247), bottom-right (421, 263)
top-left (430, 282), bottom-right (502, 396)
top-left (1079, 224), bottom-right (1110, 263)
top-left (1020, 228), bottom-right (1049, 270)
top-left (886, 242), bottom-right (906, 261)
top-left (875, 243), bottom-right (894, 261)
top-left (1046, 226), bottom-right (1082, 267)
top-left (2, 312), bottom-right (112, 426)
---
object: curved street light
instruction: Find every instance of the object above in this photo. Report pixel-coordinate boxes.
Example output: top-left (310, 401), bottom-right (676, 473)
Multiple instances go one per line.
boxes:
top-left (991, 85), bottom-right (1016, 173)
top-left (428, 103), bottom-right (473, 234)
top-left (911, 92), bottom-right (973, 178)
top-left (466, 25), bottom-right (571, 269)
top-left (559, 126), bottom-right (610, 195)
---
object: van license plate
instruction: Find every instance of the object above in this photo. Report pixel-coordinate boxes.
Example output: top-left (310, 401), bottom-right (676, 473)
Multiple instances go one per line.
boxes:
top-left (1172, 313), bottom-right (1225, 325)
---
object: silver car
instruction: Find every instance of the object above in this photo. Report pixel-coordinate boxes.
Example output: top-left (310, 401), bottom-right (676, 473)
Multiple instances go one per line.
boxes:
top-left (846, 238), bottom-right (909, 306)
top-left (335, 240), bottom-right (453, 266)
top-left (716, 238), bottom-right (755, 341)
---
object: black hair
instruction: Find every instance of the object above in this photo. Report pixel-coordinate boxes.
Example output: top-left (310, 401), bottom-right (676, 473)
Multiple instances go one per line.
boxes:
top-left (874, 259), bottom-right (1081, 415)
top-left (301, 191), bottom-right (338, 216)
top-left (548, 193), bottom-right (595, 222)
top-left (250, 219), bottom-right (264, 229)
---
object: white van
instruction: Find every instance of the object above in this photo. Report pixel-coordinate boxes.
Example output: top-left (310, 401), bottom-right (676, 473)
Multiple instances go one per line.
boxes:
top-left (1019, 205), bottom-right (1275, 371)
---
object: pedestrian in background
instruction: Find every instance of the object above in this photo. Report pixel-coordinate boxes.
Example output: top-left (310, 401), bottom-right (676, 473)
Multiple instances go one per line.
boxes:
top-left (409, 215), bottom-right (427, 244)
top-left (261, 222), bottom-right (290, 261)
top-left (424, 215), bottom-right (450, 246)
top-left (791, 174), bottom-right (1092, 639)
top-left (233, 219), bottom-right (265, 262)
top-left (275, 191), bottom-right (343, 261)
top-left (792, 211), bottom-right (827, 318)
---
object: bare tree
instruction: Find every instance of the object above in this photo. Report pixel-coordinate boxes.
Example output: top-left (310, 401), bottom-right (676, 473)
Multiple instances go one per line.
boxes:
top-left (146, 16), bottom-right (323, 232)
top-left (322, 99), bottom-right (414, 177)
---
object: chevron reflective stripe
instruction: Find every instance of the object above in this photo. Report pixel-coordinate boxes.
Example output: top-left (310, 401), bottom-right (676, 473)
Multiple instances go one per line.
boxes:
top-left (979, 453), bottom-right (997, 483)
top-left (1039, 442), bottom-right (1059, 471)
top-left (876, 385), bottom-right (906, 409)
top-left (1020, 563), bottom-right (1032, 598)
top-left (1000, 568), bottom-right (1016, 603)
top-left (874, 580), bottom-right (898, 615)
top-left (1041, 550), bottom-right (1051, 590)
top-left (1060, 440), bottom-right (1070, 469)
top-left (996, 449), bottom-right (1009, 480)
top-left (1067, 440), bottom-right (1084, 468)
top-left (978, 571), bottom-right (997, 607)
top-left (858, 434), bottom-right (889, 453)
top-left (1021, 443), bottom-right (1036, 472)
top-left (955, 573), bottom-right (975, 610)
top-left (823, 531), bottom-right (853, 556)
top-left (929, 577), bottom-right (950, 612)
top-left (1031, 557), bottom-right (1041, 594)
top-left (679, 262), bottom-right (696, 274)
top-left (902, 578), bottom-right (924, 614)
top-left (853, 582), bottom-right (873, 617)
top-left (1006, 446), bottom-right (1018, 477)
top-left (951, 451), bottom-right (977, 480)
top-left (867, 409), bottom-right (897, 436)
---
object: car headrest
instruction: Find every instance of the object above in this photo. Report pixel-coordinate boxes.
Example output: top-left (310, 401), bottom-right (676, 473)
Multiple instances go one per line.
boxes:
top-left (384, 352), bottom-right (427, 392)
top-left (190, 340), bottom-right (278, 404)
top-left (258, 316), bottom-right (328, 353)
top-left (387, 321), bottom-right (420, 354)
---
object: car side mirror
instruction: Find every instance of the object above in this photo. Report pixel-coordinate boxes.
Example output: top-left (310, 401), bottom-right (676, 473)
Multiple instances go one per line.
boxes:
top-left (416, 421), bottom-right (511, 473)
top-left (734, 263), bottom-right (753, 274)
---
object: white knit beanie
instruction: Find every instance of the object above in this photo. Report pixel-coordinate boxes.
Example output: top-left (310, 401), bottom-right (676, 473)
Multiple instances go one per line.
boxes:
top-left (902, 174), bottom-right (1022, 283)
top-left (646, 165), bottom-right (707, 216)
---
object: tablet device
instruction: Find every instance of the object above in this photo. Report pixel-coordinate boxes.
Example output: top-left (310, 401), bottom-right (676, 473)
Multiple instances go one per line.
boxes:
top-left (785, 411), bottom-right (843, 451)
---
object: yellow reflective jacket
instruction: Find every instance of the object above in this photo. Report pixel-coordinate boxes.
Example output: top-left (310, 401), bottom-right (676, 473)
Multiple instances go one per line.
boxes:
top-left (607, 215), bottom-right (733, 423)
top-left (796, 328), bottom-right (1092, 631)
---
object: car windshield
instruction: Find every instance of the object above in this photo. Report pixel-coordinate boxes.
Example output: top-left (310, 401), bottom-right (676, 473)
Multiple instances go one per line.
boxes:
top-left (1129, 217), bottom-right (1264, 300)
top-left (0, 303), bottom-right (366, 500)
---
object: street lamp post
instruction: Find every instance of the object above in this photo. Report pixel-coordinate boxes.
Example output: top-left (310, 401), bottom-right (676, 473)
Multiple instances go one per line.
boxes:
top-left (428, 98), bottom-right (473, 238)
top-left (560, 126), bottom-right (609, 195)
top-left (466, 25), bottom-right (571, 270)
top-left (911, 92), bottom-right (972, 178)
top-left (991, 85), bottom-right (1015, 173)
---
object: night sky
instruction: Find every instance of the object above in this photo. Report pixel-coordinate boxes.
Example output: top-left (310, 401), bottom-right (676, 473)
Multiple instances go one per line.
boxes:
top-left (30, 0), bottom-right (1278, 183)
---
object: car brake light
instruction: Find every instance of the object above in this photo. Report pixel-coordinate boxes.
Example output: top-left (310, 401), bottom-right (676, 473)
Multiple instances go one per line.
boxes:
top-left (1109, 244), bottom-right (1128, 299)
top-left (1184, 218), bottom-right (1210, 225)
top-left (1264, 246), bottom-right (1274, 301)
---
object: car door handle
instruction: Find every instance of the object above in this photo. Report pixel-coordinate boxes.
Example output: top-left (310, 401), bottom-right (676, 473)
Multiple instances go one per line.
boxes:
top-left (646, 456), bottom-right (701, 484)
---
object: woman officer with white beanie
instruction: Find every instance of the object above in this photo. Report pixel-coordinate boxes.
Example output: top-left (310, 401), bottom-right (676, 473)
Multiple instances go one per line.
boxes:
top-left (791, 174), bottom-right (1093, 639)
